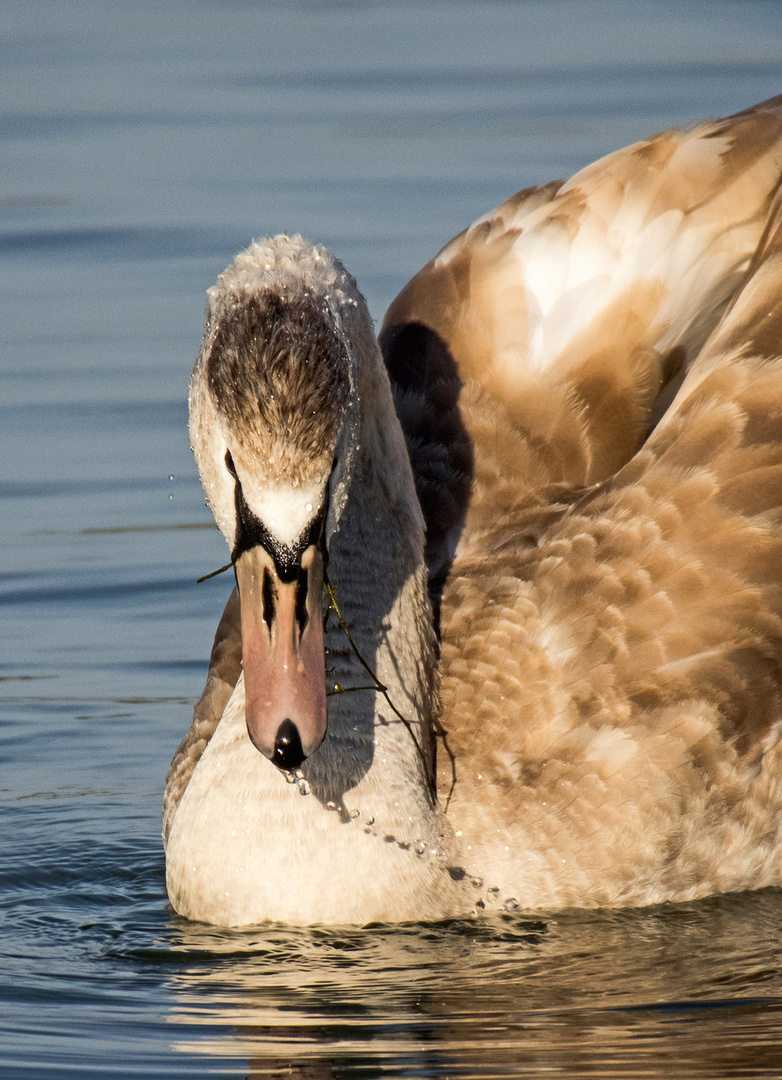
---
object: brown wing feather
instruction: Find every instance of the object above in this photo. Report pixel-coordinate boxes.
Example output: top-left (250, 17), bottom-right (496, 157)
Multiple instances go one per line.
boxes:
top-left (381, 97), bottom-right (782, 605)
top-left (434, 106), bottom-right (782, 902)
top-left (162, 587), bottom-right (242, 841)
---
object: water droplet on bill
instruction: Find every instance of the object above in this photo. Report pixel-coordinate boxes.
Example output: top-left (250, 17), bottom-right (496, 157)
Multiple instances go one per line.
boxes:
top-left (283, 768), bottom-right (311, 795)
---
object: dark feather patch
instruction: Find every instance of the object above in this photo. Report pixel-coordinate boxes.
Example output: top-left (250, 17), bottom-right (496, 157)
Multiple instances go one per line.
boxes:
top-left (207, 291), bottom-right (350, 465)
top-left (380, 321), bottom-right (474, 633)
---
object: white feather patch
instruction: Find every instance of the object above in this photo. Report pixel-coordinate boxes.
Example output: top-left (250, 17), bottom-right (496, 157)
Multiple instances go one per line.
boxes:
top-left (242, 483), bottom-right (323, 548)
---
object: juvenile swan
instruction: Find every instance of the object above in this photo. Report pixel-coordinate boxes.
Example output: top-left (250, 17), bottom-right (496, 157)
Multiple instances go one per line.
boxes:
top-left (165, 96), bottom-right (782, 925)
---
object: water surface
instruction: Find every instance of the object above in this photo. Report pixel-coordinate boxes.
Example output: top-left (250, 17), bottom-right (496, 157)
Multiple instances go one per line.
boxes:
top-left (3, 1), bottom-right (782, 1076)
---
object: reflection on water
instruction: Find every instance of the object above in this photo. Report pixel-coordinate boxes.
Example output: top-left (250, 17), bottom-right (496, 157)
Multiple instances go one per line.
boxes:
top-left (127, 893), bottom-right (782, 1077)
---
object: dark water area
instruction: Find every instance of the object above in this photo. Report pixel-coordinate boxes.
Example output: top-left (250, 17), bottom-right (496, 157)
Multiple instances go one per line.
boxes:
top-left (2, 1), bottom-right (782, 1075)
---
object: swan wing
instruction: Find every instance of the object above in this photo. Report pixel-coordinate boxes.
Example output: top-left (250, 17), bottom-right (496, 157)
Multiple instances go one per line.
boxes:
top-left (162, 587), bottom-right (242, 841)
top-left (381, 96), bottom-right (782, 587)
top-left (436, 166), bottom-right (782, 905)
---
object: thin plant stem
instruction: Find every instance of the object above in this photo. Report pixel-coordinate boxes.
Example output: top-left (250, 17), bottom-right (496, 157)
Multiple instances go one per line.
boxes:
top-left (194, 558), bottom-right (449, 804)
top-left (326, 684), bottom-right (379, 696)
top-left (196, 562), bottom-right (233, 583)
top-left (324, 572), bottom-right (437, 805)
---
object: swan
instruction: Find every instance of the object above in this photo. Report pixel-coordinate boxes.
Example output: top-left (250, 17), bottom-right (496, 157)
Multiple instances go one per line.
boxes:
top-left (164, 95), bottom-right (782, 925)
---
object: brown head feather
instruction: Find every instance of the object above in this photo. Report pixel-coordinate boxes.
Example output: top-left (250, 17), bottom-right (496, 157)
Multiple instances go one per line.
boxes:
top-left (206, 290), bottom-right (350, 486)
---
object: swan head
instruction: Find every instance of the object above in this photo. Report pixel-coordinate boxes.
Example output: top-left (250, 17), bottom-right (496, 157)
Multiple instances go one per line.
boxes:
top-left (189, 235), bottom-right (364, 771)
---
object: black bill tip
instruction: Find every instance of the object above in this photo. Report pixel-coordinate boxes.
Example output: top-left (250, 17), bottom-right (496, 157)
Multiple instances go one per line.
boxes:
top-left (272, 718), bottom-right (306, 772)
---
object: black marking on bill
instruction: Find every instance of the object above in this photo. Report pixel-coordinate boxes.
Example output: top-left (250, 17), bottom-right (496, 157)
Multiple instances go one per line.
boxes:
top-left (231, 478), bottom-right (326, 581)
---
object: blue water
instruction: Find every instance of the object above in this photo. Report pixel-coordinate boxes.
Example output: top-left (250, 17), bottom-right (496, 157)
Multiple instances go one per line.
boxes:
top-left (3, 1), bottom-right (782, 1075)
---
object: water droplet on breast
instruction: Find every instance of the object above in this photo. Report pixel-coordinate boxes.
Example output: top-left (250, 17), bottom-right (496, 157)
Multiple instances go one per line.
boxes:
top-left (283, 768), bottom-right (311, 796)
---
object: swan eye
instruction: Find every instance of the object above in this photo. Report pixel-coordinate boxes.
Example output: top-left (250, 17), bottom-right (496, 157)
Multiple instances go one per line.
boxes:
top-left (224, 450), bottom-right (238, 479)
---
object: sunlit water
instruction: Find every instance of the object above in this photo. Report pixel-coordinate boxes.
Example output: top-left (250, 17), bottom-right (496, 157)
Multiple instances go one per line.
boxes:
top-left (3, 1), bottom-right (782, 1076)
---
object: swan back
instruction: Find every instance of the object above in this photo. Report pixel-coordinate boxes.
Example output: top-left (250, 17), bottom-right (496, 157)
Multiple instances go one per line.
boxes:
top-left (382, 95), bottom-right (782, 498)
top-left (380, 97), bottom-right (782, 908)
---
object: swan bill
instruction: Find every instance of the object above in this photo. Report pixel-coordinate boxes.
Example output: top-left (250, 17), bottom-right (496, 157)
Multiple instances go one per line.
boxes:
top-left (234, 542), bottom-right (327, 769)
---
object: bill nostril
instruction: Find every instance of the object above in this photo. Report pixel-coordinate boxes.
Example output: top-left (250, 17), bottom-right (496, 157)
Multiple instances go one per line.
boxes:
top-left (272, 719), bottom-right (306, 771)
